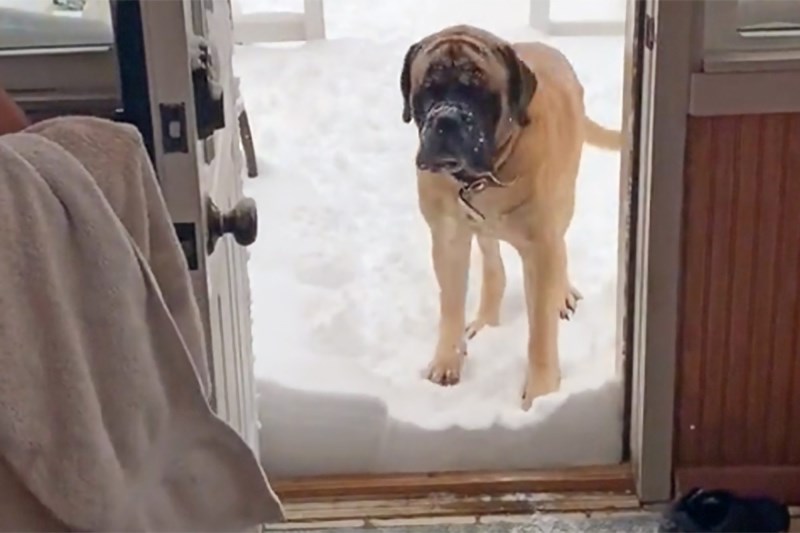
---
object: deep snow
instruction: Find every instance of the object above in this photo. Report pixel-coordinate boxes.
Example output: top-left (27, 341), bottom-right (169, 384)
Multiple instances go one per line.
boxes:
top-left (236, 0), bottom-right (627, 477)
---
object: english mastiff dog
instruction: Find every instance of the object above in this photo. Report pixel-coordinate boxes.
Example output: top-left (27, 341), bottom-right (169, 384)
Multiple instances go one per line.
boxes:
top-left (401, 25), bottom-right (622, 410)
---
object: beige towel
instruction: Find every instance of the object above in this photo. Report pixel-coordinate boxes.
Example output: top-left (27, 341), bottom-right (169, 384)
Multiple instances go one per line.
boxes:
top-left (27, 116), bottom-right (212, 396)
top-left (0, 117), bottom-right (284, 531)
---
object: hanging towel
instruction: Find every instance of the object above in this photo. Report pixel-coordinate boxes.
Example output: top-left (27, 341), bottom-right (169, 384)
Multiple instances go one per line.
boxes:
top-left (26, 116), bottom-right (212, 396)
top-left (0, 116), bottom-right (284, 531)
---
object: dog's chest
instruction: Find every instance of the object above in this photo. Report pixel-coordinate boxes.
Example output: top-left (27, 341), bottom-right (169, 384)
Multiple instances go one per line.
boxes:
top-left (455, 189), bottom-right (525, 240)
top-left (418, 172), bottom-right (534, 243)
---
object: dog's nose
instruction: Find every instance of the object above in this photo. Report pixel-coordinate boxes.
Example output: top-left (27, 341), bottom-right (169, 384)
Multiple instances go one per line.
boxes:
top-left (432, 112), bottom-right (461, 135)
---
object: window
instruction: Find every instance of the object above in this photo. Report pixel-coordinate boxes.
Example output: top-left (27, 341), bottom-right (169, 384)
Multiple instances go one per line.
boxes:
top-left (0, 1), bottom-right (114, 50)
top-left (738, 0), bottom-right (800, 36)
top-left (704, 0), bottom-right (800, 57)
top-left (0, 0), bottom-right (119, 118)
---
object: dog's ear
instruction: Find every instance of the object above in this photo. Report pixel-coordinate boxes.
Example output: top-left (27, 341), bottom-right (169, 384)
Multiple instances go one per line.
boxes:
top-left (400, 42), bottom-right (422, 123)
top-left (498, 44), bottom-right (537, 126)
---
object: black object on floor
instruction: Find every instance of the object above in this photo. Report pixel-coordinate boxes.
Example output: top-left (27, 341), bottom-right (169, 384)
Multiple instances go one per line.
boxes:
top-left (660, 487), bottom-right (790, 532)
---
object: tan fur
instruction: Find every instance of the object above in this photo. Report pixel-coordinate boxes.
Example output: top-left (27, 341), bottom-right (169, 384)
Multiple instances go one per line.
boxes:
top-left (585, 117), bottom-right (623, 150)
top-left (410, 29), bottom-right (622, 410)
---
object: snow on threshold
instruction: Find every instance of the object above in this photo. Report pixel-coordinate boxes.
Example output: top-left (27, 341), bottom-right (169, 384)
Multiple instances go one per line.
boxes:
top-left (237, 0), bottom-right (625, 478)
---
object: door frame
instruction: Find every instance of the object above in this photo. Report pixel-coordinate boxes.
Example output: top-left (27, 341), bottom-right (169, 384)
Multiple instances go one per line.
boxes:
top-left (626, 0), bottom-right (699, 504)
top-left (114, 0), bottom-right (155, 162)
top-left (109, 0), bottom-right (644, 505)
top-left (273, 0), bottom-right (699, 509)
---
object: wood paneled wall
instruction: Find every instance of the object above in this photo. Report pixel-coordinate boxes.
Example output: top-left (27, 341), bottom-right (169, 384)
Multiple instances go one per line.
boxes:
top-left (676, 113), bottom-right (800, 500)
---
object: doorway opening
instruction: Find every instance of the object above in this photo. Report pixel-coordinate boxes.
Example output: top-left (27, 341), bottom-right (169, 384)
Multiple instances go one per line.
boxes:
top-left (235, 0), bottom-right (634, 480)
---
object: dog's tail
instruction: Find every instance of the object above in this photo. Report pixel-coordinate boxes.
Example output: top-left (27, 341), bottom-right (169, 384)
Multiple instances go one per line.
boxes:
top-left (584, 116), bottom-right (623, 151)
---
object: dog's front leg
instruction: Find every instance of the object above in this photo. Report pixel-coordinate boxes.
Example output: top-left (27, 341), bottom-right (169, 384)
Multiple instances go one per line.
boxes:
top-left (465, 236), bottom-right (506, 340)
top-left (427, 217), bottom-right (472, 386)
top-left (520, 237), bottom-right (566, 410)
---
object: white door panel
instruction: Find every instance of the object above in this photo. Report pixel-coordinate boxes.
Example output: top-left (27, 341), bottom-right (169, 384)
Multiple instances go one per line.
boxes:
top-left (138, 0), bottom-right (259, 451)
top-left (199, 0), bottom-right (259, 449)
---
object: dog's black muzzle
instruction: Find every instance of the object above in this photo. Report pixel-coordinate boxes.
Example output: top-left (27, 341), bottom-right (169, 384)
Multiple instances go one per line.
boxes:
top-left (415, 101), bottom-right (493, 177)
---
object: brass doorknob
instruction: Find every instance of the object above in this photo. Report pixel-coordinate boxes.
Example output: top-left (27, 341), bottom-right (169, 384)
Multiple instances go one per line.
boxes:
top-left (206, 196), bottom-right (258, 255)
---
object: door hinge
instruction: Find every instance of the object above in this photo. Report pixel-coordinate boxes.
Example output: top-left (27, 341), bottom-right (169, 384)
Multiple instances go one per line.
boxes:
top-left (159, 103), bottom-right (189, 153)
top-left (644, 13), bottom-right (656, 50)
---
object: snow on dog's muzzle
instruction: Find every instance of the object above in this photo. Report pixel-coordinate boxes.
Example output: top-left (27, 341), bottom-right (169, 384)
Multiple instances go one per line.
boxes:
top-left (416, 102), bottom-right (492, 175)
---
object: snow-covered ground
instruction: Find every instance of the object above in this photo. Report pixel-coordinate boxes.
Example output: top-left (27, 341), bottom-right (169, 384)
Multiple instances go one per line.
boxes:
top-left (236, 0), bottom-right (628, 478)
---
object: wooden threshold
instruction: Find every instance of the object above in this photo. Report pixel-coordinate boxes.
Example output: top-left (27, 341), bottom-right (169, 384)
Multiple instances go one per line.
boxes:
top-left (276, 491), bottom-right (641, 524)
top-left (273, 464), bottom-right (633, 502)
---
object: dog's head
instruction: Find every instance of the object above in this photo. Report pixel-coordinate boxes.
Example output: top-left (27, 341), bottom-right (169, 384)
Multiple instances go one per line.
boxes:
top-left (401, 25), bottom-right (537, 178)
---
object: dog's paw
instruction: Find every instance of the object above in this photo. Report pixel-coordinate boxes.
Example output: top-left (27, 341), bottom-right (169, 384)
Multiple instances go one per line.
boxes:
top-left (559, 285), bottom-right (583, 320)
top-left (521, 368), bottom-right (561, 410)
top-left (464, 311), bottom-right (500, 340)
top-left (426, 349), bottom-right (466, 386)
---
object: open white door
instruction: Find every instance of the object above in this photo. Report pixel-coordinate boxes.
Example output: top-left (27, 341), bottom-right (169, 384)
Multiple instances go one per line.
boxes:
top-left (135, 0), bottom-right (260, 451)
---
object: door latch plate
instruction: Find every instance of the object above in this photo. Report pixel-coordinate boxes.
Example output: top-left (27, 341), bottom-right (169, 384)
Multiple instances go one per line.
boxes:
top-left (174, 222), bottom-right (199, 271)
top-left (159, 103), bottom-right (189, 153)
